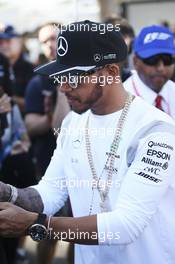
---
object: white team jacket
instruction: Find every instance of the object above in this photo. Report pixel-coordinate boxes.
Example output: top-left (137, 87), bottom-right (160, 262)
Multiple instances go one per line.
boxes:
top-left (34, 96), bottom-right (175, 264)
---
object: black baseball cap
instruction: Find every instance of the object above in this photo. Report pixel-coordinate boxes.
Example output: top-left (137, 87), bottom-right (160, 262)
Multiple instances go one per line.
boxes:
top-left (34, 20), bottom-right (127, 78)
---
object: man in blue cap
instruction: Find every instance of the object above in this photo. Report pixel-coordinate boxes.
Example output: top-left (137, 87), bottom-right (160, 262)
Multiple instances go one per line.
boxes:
top-left (124, 25), bottom-right (175, 118)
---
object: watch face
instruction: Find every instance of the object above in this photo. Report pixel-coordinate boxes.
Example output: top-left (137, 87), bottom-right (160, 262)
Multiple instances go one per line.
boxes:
top-left (28, 224), bottom-right (48, 242)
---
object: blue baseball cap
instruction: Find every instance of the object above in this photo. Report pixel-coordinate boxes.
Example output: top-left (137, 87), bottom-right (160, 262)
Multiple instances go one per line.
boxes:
top-left (134, 25), bottom-right (175, 58)
top-left (0, 25), bottom-right (20, 39)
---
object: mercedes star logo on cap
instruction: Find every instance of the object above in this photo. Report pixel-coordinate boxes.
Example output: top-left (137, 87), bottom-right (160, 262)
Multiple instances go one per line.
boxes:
top-left (94, 54), bottom-right (101, 62)
top-left (57, 36), bottom-right (68, 57)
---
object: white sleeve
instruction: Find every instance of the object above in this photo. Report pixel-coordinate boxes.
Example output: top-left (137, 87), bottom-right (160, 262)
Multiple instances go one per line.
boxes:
top-left (97, 131), bottom-right (175, 245)
top-left (32, 113), bottom-right (72, 216)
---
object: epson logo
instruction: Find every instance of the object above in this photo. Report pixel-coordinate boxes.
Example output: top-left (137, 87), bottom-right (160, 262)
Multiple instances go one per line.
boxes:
top-left (147, 149), bottom-right (171, 161)
top-left (148, 141), bottom-right (173, 151)
top-left (135, 171), bottom-right (162, 183)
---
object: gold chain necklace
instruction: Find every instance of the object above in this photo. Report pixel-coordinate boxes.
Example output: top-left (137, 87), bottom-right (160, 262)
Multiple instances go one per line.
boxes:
top-left (85, 92), bottom-right (134, 215)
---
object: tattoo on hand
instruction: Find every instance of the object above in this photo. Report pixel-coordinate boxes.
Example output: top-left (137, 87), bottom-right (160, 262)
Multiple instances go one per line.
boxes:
top-left (16, 188), bottom-right (44, 213)
top-left (0, 182), bottom-right (44, 213)
top-left (0, 182), bottom-right (11, 201)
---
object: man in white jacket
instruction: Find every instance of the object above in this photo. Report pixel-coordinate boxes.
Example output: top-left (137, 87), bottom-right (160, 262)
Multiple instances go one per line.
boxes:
top-left (0, 21), bottom-right (175, 264)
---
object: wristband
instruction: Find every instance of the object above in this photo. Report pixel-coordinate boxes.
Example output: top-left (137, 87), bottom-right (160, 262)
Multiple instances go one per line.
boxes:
top-left (47, 215), bottom-right (53, 239)
top-left (7, 184), bottom-right (18, 204)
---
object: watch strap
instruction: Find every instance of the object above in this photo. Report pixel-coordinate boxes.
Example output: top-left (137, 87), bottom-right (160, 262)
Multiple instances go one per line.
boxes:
top-left (34, 213), bottom-right (47, 226)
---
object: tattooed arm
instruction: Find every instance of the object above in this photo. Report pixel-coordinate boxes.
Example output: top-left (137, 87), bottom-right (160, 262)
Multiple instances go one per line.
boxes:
top-left (0, 181), bottom-right (44, 213)
top-left (0, 114), bottom-right (72, 215)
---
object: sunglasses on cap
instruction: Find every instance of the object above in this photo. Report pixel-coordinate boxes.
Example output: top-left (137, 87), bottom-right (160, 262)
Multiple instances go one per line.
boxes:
top-left (138, 54), bottom-right (175, 66)
top-left (57, 66), bottom-right (104, 89)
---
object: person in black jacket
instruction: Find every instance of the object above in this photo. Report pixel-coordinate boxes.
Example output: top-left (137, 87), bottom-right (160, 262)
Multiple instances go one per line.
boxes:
top-left (0, 51), bottom-right (37, 264)
top-left (0, 52), bottom-right (15, 264)
top-left (0, 24), bottom-right (33, 115)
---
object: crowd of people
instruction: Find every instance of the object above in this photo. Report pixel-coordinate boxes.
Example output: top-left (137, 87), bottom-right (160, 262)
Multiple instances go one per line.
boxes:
top-left (0, 15), bottom-right (175, 264)
top-left (0, 22), bottom-right (70, 264)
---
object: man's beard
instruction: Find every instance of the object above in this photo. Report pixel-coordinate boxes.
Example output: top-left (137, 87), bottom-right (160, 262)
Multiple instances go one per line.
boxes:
top-left (69, 82), bottom-right (103, 114)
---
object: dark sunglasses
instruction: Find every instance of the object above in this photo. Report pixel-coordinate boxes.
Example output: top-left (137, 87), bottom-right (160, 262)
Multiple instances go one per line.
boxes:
top-left (138, 54), bottom-right (175, 66)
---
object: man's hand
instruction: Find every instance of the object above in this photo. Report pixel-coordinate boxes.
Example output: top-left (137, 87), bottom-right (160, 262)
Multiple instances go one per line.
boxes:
top-left (0, 93), bottom-right (11, 113)
top-left (0, 202), bottom-right (38, 237)
top-left (43, 90), bottom-right (53, 115)
top-left (43, 90), bottom-right (53, 124)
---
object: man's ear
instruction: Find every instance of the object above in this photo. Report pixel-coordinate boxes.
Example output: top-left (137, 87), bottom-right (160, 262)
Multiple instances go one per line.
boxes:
top-left (102, 64), bottom-right (121, 86)
top-left (106, 64), bottom-right (120, 77)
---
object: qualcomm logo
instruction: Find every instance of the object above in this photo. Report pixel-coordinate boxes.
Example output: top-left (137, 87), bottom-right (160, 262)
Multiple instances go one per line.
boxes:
top-left (144, 32), bottom-right (171, 44)
top-left (57, 36), bottom-right (68, 56)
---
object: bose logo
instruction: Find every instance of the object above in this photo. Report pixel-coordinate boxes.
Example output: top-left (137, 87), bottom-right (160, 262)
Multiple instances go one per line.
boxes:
top-left (135, 171), bottom-right (162, 183)
top-left (144, 32), bottom-right (171, 44)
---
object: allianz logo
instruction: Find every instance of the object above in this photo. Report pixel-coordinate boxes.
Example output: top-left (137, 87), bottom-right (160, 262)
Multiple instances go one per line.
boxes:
top-left (141, 157), bottom-right (168, 170)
